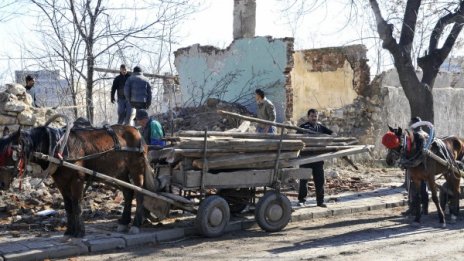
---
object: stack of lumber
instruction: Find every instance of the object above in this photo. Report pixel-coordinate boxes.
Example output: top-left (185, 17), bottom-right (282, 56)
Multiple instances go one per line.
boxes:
top-left (155, 131), bottom-right (361, 171)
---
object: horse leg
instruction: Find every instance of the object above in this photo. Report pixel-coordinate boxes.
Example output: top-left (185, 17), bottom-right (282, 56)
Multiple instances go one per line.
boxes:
top-left (117, 187), bottom-right (134, 232)
top-left (449, 182), bottom-right (460, 223)
top-left (70, 174), bottom-right (86, 237)
top-left (428, 180), bottom-right (445, 227)
top-left (410, 179), bottom-right (422, 223)
top-left (62, 195), bottom-right (74, 236)
top-left (129, 172), bottom-right (145, 234)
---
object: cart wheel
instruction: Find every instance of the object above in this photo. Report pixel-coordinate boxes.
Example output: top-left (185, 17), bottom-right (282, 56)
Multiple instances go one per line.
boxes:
top-left (255, 191), bottom-right (291, 232)
top-left (196, 195), bottom-right (230, 237)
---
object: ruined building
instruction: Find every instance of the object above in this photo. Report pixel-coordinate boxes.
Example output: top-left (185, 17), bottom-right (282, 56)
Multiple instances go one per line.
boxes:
top-left (173, 1), bottom-right (464, 158)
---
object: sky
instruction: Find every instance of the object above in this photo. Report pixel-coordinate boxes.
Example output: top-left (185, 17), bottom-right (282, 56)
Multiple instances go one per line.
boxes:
top-left (0, 0), bottom-right (463, 84)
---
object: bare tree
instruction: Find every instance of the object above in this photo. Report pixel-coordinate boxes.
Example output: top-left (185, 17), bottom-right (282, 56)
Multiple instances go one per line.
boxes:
top-left (369, 0), bottom-right (464, 123)
top-left (29, 0), bottom-right (198, 123)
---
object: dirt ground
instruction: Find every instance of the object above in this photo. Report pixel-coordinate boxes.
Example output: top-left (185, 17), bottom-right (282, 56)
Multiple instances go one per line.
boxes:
top-left (0, 164), bottom-right (405, 237)
top-left (57, 204), bottom-right (464, 261)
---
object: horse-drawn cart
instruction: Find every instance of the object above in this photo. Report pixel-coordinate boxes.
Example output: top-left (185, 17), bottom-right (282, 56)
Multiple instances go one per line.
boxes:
top-left (26, 111), bottom-right (372, 237)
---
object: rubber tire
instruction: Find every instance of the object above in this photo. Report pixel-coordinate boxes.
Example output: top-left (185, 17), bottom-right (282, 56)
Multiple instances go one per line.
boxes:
top-left (196, 195), bottom-right (230, 237)
top-left (255, 191), bottom-right (292, 232)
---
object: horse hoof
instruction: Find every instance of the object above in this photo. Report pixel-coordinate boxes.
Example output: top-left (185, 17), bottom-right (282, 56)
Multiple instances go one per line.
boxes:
top-left (450, 215), bottom-right (457, 224)
top-left (411, 222), bottom-right (421, 228)
top-left (441, 223), bottom-right (447, 228)
top-left (129, 226), bottom-right (140, 234)
top-left (116, 224), bottom-right (128, 233)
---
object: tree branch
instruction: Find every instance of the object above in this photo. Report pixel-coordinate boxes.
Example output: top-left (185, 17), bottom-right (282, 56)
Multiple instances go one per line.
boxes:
top-left (368, 0), bottom-right (401, 57)
top-left (399, 0), bottom-right (421, 53)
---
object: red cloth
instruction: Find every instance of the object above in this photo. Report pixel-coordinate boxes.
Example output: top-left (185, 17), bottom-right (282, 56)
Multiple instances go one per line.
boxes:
top-left (382, 131), bottom-right (400, 149)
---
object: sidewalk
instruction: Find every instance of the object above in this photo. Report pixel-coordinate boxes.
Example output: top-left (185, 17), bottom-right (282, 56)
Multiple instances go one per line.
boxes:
top-left (0, 186), bottom-right (408, 261)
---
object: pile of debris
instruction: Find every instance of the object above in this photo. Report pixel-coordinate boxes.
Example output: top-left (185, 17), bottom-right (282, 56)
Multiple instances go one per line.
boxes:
top-left (0, 84), bottom-right (60, 131)
top-left (156, 98), bottom-right (254, 134)
top-left (0, 177), bottom-right (123, 234)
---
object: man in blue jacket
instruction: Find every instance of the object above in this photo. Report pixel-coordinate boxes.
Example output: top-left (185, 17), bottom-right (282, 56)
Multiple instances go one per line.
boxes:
top-left (124, 66), bottom-right (152, 113)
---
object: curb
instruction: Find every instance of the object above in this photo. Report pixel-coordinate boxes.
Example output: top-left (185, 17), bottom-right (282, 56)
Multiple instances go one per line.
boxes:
top-left (0, 197), bottom-right (407, 261)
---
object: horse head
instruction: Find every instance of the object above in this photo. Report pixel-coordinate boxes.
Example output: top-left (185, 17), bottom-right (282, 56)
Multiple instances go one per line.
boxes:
top-left (383, 125), bottom-right (403, 166)
top-left (0, 130), bottom-right (21, 190)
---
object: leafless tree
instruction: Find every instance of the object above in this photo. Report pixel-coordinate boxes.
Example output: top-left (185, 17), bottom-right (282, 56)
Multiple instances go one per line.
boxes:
top-left (369, 0), bottom-right (464, 123)
top-left (28, 0), bottom-right (199, 123)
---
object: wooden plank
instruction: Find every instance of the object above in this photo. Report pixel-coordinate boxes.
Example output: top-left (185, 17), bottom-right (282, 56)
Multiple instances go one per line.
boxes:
top-left (218, 110), bottom-right (324, 135)
top-left (32, 152), bottom-right (196, 212)
top-left (177, 138), bottom-right (305, 151)
top-left (171, 168), bottom-right (312, 189)
top-left (178, 130), bottom-right (356, 141)
top-left (94, 67), bottom-right (176, 80)
top-left (288, 145), bottom-right (373, 166)
top-left (192, 151), bottom-right (300, 169)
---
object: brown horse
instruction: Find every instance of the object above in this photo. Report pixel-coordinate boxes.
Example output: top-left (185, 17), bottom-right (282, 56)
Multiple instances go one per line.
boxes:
top-left (384, 126), bottom-right (464, 226)
top-left (0, 124), bottom-right (161, 238)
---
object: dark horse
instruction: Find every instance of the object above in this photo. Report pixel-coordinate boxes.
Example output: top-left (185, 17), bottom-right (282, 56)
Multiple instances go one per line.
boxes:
top-left (384, 126), bottom-right (464, 227)
top-left (0, 124), bottom-right (160, 238)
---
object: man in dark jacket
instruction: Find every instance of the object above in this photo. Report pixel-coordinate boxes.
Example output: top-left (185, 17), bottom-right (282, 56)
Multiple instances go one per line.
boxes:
top-left (298, 108), bottom-right (333, 207)
top-left (124, 66), bottom-right (152, 113)
top-left (111, 64), bottom-right (132, 124)
top-left (25, 75), bottom-right (39, 107)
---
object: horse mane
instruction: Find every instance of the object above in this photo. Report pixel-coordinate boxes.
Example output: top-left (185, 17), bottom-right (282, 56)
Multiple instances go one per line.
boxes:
top-left (0, 131), bottom-right (20, 153)
top-left (20, 127), bottom-right (50, 160)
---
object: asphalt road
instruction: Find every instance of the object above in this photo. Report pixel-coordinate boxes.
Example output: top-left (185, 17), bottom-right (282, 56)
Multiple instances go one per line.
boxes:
top-left (60, 206), bottom-right (464, 261)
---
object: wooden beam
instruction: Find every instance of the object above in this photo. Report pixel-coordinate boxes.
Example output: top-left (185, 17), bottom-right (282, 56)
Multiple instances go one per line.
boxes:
top-left (192, 151), bottom-right (300, 169)
top-left (218, 110), bottom-right (325, 135)
top-left (288, 145), bottom-right (373, 166)
top-left (32, 152), bottom-right (195, 212)
top-left (94, 67), bottom-right (177, 80)
top-left (177, 130), bottom-right (357, 142)
top-left (177, 137), bottom-right (305, 151)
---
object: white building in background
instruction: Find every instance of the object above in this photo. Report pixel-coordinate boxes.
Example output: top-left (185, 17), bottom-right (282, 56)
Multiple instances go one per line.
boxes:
top-left (15, 70), bottom-right (72, 108)
top-left (440, 56), bottom-right (464, 73)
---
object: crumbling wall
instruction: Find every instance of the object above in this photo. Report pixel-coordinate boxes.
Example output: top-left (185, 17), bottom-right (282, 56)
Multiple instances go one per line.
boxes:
top-left (290, 45), bottom-right (370, 121)
top-left (316, 68), bottom-right (464, 158)
top-left (174, 36), bottom-right (294, 122)
top-left (0, 84), bottom-right (59, 133)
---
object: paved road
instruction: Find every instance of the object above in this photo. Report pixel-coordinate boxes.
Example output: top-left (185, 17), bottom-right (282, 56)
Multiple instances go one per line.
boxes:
top-left (62, 206), bottom-right (464, 261)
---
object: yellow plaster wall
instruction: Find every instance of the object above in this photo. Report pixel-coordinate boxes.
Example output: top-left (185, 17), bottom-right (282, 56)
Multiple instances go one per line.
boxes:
top-left (291, 52), bottom-right (358, 121)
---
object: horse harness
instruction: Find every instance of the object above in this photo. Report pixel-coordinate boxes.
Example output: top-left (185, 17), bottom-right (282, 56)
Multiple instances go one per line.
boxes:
top-left (54, 122), bottom-right (145, 163)
top-left (399, 130), bottom-right (462, 175)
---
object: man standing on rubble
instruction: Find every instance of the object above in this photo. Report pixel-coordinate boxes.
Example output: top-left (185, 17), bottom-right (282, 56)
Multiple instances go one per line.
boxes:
top-left (124, 66), bottom-right (152, 114)
top-left (255, 89), bottom-right (276, 134)
top-left (111, 64), bottom-right (132, 125)
top-left (298, 108), bottom-right (333, 207)
top-left (24, 75), bottom-right (39, 107)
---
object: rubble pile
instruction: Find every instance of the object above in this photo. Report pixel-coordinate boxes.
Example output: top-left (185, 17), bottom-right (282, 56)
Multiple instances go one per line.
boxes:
top-left (0, 84), bottom-right (60, 131)
top-left (156, 98), bottom-right (254, 134)
top-left (0, 177), bottom-right (123, 234)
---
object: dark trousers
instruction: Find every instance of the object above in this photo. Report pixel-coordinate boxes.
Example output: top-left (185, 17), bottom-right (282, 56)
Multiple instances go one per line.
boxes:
top-left (298, 161), bottom-right (325, 205)
top-left (117, 99), bottom-right (133, 125)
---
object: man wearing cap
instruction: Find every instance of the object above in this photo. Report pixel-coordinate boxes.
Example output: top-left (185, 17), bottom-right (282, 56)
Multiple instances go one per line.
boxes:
top-left (111, 64), bottom-right (132, 125)
top-left (124, 66), bottom-right (152, 112)
top-left (134, 109), bottom-right (165, 147)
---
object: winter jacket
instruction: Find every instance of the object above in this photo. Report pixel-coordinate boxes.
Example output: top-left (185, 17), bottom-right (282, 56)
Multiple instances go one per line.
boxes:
top-left (124, 72), bottom-right (152, 108)
top-left (256, 97), bottom-right (276, 129)
top-left (111, 72), bottom-right (131, 100)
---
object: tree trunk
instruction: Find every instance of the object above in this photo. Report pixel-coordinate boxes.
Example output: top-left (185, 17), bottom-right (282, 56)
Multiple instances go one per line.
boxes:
top-left (86, 55), bottom-right (94, 123)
